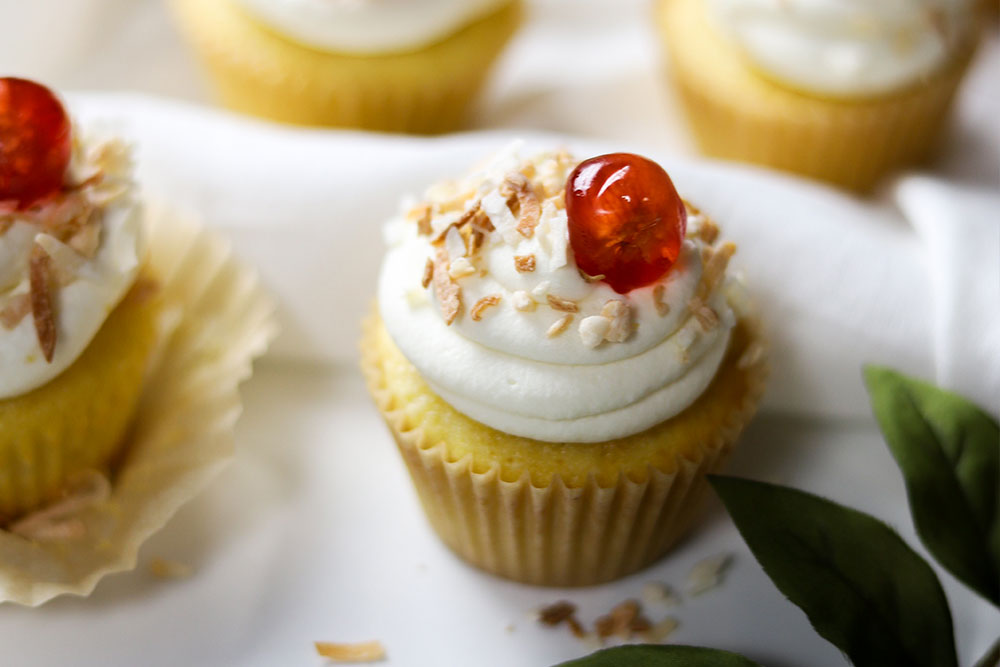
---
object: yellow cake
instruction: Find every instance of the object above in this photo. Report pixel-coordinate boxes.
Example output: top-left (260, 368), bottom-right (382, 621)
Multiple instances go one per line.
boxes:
top-left (170, 0), bottom-right (522, 133)
top-left (363, 146), bottom-right (768, 585)
top-left (0, 79), bottom-right (157, 521)
top-left (658, 0), bottom-right (980, 191)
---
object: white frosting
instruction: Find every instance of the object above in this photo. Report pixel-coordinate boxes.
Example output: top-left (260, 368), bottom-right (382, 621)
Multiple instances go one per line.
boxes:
top-left (0, 130), bottom-right (145, 399)
top-left (705, 0), bottom-right (975, 96)
top-left (235, 0), bottom-right (510, 54)
top-left (377, 145), bottom-right (739, 443)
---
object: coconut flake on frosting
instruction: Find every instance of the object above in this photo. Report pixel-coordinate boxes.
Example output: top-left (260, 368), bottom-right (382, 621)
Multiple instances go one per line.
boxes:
top-left (0, 127), bottom-right (145, 399)
top-left (377, 144), bottom-right (743, 443)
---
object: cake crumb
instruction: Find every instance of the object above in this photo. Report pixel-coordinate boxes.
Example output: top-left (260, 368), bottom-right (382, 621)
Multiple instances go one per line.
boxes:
top-left (601, 299), bottom-right (632, 343)
top-left (579, 316), bottom-right (611, 348)
top-left (686, 553), bottom-right (733, 596)
top-left (536, 601), bottom-right (586, 638)
top-left (642, 581), bottom-right (681, 608)
top-left (594, 599), bottom-right (652, 640)
top-left (639, 616), bottom-right (680, 643)
top-left (512, 290), bottom-right (536, 312)
top-left (149, 558), bottom-right (193, 579)
top-left (314, 640), bottom-right (386, 663)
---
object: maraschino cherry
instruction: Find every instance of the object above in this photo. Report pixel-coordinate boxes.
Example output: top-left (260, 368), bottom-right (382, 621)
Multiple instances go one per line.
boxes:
top-left (0, 77), bottom-right (72, 209)
top-left (566, 153), bottom-right (686, 294)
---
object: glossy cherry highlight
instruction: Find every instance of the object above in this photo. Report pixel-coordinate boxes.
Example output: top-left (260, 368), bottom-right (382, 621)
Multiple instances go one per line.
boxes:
top-left (565, 153), bottom-right (686, 294)
top-left (0, 77), bottom-right (72, 209)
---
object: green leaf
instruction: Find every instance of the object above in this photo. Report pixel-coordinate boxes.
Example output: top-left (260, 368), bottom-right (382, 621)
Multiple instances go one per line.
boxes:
top-left (864, 365), bottom-right (1000, 605)
top-left (552, 645), bottom-right (763, 667)
top-left (710, 475), bottom-right (958, 667)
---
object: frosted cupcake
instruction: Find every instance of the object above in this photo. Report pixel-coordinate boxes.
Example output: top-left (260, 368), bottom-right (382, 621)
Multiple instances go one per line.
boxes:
top-left (362, 145), bottom-right (768, 586)
top-left (0, 78), bottom-right (158, 520)
top-left (658, 0), bottom-right (980, 191)
top-left (170, 0), bottom-right (522, 133)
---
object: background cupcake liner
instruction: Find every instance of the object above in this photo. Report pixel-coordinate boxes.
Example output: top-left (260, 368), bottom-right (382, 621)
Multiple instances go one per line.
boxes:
top-left (659, 0), bottom-right (978, 192)
top-left (0, 205), bottom-right (277, 606)
top-left (362, 312), bottom-right (768, 587)
top-left (170, 0), bottom-right (522, 133)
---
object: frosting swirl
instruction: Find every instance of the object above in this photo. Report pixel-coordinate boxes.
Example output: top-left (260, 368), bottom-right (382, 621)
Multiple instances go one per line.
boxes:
top-left (236, 0), bottom-right (512, 54)
top-left (705, 0), bottom-right (976, 96)
top-left (0, 128), bottom-right (145, 399)
top-left (378, 145), bottom-right (741, 443)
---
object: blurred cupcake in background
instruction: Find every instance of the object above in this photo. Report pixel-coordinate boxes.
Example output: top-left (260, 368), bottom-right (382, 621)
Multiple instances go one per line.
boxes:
top-left (170, 0), bottom-right (522, 133)
top-left (658, 0), bottom-right (981, 191)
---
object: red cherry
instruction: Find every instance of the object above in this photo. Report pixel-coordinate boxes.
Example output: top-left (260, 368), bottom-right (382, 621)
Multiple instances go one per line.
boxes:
top-left (0, 78), bottom-right (72, 209)
top-left (565, 153), bottom-right (687, 294)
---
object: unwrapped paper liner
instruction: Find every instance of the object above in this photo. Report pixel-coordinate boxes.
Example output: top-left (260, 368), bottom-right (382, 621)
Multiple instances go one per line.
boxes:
top-left (0, 204), bottom-right (277, 606)
top-left (361, 312), bottom-right (769, 586)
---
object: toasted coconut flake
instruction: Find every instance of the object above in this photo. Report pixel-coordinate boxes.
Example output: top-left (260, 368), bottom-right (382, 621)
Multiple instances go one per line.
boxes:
top-left (512, 290), bottom-right (536, 312)
top-left (692, 218), bottom-right (719, 245)
top-left (8, 470), bottom-right (111, 542)
top-left (433, 248), bottom-right (462, 325)
top-left (0, 218), bottom-right (13, 235)
top-left (652, 284), bottom-right (671, 317)
top-left (149, 558), bottom-right (193, 579)
top-left (29, 243), bottom-right (57, 362)
top-left (689, 297), bottom-right (719, 332)
top-left (514, 255), bottom-right (536, 273)
top-left (66, 213), bottom-right (103, 258)
top-left (0, 293), bottom-right (31, 330)
top-left (546, 294), bottom-right (579, 313)
top-left (421, 258), bottom-right (434, 289)
top-left (687, 553), bottom-right (733, 596)
top-left (579, 316), bottom-right (611, 348)
top-left (444, 225), bottom-right (467, 260)
top-left (546, 314), bottom-right (573, 338)
top-left (737, 341), bottom-right (766, 370)
top-left (696, 242), bottom-right (736, 301)
top-left (578, 269), bottom-right (605, 283)
top-left (471, 294), bottom-right (501, 321)
top-left (448, 257), bottom-right (476, 279)
top-left (640, 616), bottom-right (680, 643)
top-left (601, 299), bottom-right (633, 343)
top-left (500, 173), bottom-right (541, 238)
top-left (411, 203), bottom-right (433, 236)
top-left (314, 640), bottom-right (386, 663)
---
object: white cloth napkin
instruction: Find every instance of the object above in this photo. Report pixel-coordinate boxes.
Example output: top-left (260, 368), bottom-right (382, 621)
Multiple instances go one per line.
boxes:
top-left (71, 94), bottom-right (1000, 420)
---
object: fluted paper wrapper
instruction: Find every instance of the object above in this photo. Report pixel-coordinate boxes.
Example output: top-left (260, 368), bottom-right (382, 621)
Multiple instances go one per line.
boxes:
top-left (0, 205), bottom-right (276, 606)
top-left (362, 314), bottom-right (768, 587)
top-left (660, 0), bottom-right (978, 192)
top-left (170, 0), bottom-right (521, 133)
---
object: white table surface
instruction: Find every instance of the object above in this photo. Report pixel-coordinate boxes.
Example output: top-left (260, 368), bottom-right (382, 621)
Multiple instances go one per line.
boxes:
top-left (0, 2), bottom-right (997, 666)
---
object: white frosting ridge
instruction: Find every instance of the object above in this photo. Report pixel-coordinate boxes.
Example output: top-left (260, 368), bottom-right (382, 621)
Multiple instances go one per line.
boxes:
top-left (0, 130), bottom-right (145, 399)
top-left (377, 145), bottom-right (739, 443)
top-left (236, 0), bottom-right (511, 54)
top-left (705, 0), bottom-right (975, 96)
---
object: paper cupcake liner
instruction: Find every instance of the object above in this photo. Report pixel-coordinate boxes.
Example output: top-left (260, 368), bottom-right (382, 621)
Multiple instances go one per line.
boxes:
top-left (0, 205), bottom-right (277, 606)
top-left (659, 0), bottom-right (978, 192)
top-left (170, 0), bottom-right (522, 133)
top-left (361, 312), bottom-right (768, 587)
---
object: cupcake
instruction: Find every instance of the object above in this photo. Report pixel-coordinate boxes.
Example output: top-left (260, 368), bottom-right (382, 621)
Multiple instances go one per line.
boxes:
top-left (170, 0), bottom-right (522, 133)
top-left (0, 78), bottom-right (158, 521)
top-left (362, 145), bottom-right (768, 586)
top-left (658, 0), bottom-right (980, 191)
